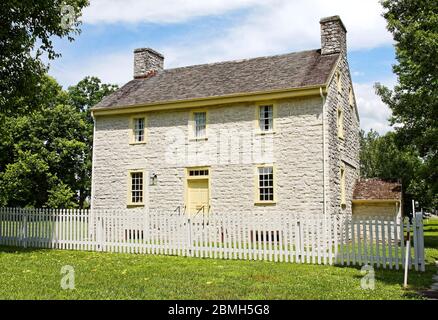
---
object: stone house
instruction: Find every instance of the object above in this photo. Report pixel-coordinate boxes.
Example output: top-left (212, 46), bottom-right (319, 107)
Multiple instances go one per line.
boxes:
top-left (91, 16), bottom-right (361, 216)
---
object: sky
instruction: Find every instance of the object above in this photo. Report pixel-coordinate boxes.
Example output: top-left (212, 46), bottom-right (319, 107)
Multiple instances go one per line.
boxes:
top-left (48, 0), bottom-right (398, 134)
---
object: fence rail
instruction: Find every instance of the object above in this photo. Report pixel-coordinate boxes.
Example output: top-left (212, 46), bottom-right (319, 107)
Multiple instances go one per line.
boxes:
top-left (0, 208), bottom-right (425, 271)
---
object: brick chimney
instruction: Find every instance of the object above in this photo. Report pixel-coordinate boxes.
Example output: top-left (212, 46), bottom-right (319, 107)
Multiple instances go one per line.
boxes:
top-left (133, 48), bottom-right (164, 79)
top-left (320, 16), bottom-right (347, 56)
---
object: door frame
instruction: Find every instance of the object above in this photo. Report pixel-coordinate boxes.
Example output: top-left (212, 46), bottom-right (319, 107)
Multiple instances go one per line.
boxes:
top-left (184, 166), bottom-right (211, 215)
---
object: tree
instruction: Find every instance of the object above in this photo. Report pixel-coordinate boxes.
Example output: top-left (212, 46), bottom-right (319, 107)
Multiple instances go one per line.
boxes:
top-left (376, 0), bottom-right (438, 209)
top-left (359, 129), bottom-right (434, 212)
top-left (66, 77), bottom-right (118, 208)
top-left (0, 76), bottom-right (117, 208)
top-left (0, 0), bottom-right (89, 114)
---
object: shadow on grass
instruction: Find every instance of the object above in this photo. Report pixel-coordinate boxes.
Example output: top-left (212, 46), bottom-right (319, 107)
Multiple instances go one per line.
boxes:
top-left (0, 245), bottom-right (55, 254)
top-left (334, 261), bottom-right (437, 299)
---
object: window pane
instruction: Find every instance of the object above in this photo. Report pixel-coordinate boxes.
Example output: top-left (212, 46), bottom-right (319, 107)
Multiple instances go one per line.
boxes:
top-left (259, 106), bottom-right (273, 132)
top-left (134, 118), bottom-right (145, 142)
top-left (131, 172), bottom-right (143, 203)
top-left (258, 166), bottom-right (274, 202)
top-left (194, 112), bottom-right (206, 138)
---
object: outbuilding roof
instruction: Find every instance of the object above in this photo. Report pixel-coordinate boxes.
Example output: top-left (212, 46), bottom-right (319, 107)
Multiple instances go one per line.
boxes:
top-left (353, 179), bottom-right (402, 201)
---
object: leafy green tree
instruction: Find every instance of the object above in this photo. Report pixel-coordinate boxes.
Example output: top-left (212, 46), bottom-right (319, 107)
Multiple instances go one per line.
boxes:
top-left (0, 76), bottom-right (117, 208)
top-left (359, 129), bottom-right (434, 211)
top-left (0, 0), bottom-right (89, 114)
top-left (376, 0), bottom-right (438, 209)
top-left (66, 77), bottom-right (118, 208)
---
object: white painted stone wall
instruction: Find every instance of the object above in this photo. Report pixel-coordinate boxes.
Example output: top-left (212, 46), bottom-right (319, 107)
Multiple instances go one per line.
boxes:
top-left (92, 96), bottom-right (327, 214)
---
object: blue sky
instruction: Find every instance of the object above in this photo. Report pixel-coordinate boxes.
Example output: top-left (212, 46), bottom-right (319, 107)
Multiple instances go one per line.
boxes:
top-left (48, 0), bottom-right (397, 134)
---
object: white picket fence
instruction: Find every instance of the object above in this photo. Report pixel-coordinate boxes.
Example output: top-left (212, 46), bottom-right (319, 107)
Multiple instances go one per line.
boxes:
top-left (0, 208), bottom-right (425, 271)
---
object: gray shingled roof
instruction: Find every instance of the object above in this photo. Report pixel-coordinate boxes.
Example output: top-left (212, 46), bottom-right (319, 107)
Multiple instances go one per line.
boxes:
top-left (93, 49), bottom-right (339, 110)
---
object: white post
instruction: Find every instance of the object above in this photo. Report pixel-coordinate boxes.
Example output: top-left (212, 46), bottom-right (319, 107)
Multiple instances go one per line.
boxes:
top-left (404, 200), bottom-right (415, 288)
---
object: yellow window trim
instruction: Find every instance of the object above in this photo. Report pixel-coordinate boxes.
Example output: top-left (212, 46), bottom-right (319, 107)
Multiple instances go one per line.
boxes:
top-left (184, 167), bottom-right (211, 214)
top-left (127, 169), bottom-right (145, 207)
top-left (254, 102), bottom-right (277, 135)
top-left (337, 106), bottom-right (344, 139)
top-left (340, 164), bottom-right (346, 207)
top-left (189, 108), bottom-right (208, 141)
top-left (129, 114), bottom-right (147, 145)
top-left (254, 164), bottom-right (277, 205)
top-left (336, 70), bottom-right (342, 93)
top-left (349, 87), bottom-right (354, 107)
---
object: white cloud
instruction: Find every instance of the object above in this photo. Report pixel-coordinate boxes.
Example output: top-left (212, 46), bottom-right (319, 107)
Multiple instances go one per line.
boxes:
top-left (82, 0), bottom-right (261, 24)
top-left (354, 80), bottom-right (395, 134)
top-left (82, 0), bottom-right (392, 69)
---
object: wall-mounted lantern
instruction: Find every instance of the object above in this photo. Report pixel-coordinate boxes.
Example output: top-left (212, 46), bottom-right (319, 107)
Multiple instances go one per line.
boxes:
top-left (150, 173), bottom-right (158, 186)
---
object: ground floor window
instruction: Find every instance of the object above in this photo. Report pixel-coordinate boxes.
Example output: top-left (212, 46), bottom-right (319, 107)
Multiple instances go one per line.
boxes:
top-left (129, 171), bottom-right (144, 205)
top-left (256, 166), bottom-right (275, 203)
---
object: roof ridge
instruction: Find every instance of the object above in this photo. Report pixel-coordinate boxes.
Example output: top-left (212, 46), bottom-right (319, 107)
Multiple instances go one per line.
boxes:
top-left (161, 49), bottom-right (321, 74)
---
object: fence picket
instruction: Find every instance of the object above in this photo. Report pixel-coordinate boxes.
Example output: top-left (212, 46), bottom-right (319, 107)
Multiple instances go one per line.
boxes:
top-left (0, 208), bottom-right (425, 272)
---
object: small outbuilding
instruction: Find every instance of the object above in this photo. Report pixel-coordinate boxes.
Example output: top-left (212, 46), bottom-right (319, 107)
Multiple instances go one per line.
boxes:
top-left (352, 179), bottom-right (402, 218)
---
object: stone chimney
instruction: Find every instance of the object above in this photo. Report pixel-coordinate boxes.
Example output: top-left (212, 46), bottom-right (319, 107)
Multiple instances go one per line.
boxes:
top-left (133, 48), bottom-right (164, 79)
top-left (320, 16), bottom-right (347, 56)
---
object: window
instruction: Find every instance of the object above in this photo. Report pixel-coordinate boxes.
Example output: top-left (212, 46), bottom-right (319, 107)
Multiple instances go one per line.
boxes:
top-left (349, 87), bottom-right (354, 106)
top-left (134, 118), bottom-right (145, 142)
top-left (188, 169), bottom-right (209, 177)
top-left (129, 171), bottom-right (144, 205)
top-left (130, 116), bottom-right (146, 144)
top-left (336, 71), bottom-right (342, 93)
top-left (258, 105), bottom-right (274, 132)
top-left (191, 111), bottom-right (207, 139)
top-left (256, 166), bottom-right (275, 203)
top-left (337, 107), bottom-right (344, 139)
top-left (340, 165), bottom-right (346, 207)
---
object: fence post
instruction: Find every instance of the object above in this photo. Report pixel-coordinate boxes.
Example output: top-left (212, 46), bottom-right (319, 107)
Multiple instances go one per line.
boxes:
top-left (22, 209), bottom-right (28, 249)
top-left (415, 212), bottom-right (425, 272)
top-left (187, 217), bottom-right (192, 256)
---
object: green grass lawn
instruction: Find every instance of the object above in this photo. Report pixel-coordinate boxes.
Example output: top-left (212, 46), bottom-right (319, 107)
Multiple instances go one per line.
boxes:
top-left (0, 219), bottom-right (437, 300)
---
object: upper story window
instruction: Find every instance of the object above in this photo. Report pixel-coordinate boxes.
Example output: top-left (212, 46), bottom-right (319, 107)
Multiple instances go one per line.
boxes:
top-left (194, 112), bottom-right (206, 138)
top-left (258, 105), bottom-right (274, 132)
top-left (340, 164), bottom-right (346, 207)
top-left (190, 110), bottom-right (207, 140)
top-left (336, 71), bottom-right (342, 93)
top-left (256, 165), bottom-right (275, 204)
top-left (349, 87), bottom-right (354, 107)
top-left (337, 106), bottom-right (344, 139)
top-left (130, 115), bottom-right (146, 144)
top-left (128, 171), bottom-right (144, 206)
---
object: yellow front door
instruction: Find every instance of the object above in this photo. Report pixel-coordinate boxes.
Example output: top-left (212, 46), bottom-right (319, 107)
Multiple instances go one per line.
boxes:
top-left (187, 179), bottom-right (209, 215)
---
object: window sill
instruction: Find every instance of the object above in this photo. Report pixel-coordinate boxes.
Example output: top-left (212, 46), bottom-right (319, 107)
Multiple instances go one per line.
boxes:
top-left (255, 131), bottom-right (276, 136)
top-left (127, 203), bottom-right (145, 208)
top-left (129, 141), bottom-right (147, 145)
top-left (254, 201), bottom-right (277, 206)
top-left (189, 137), bottom-right (208, 142)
